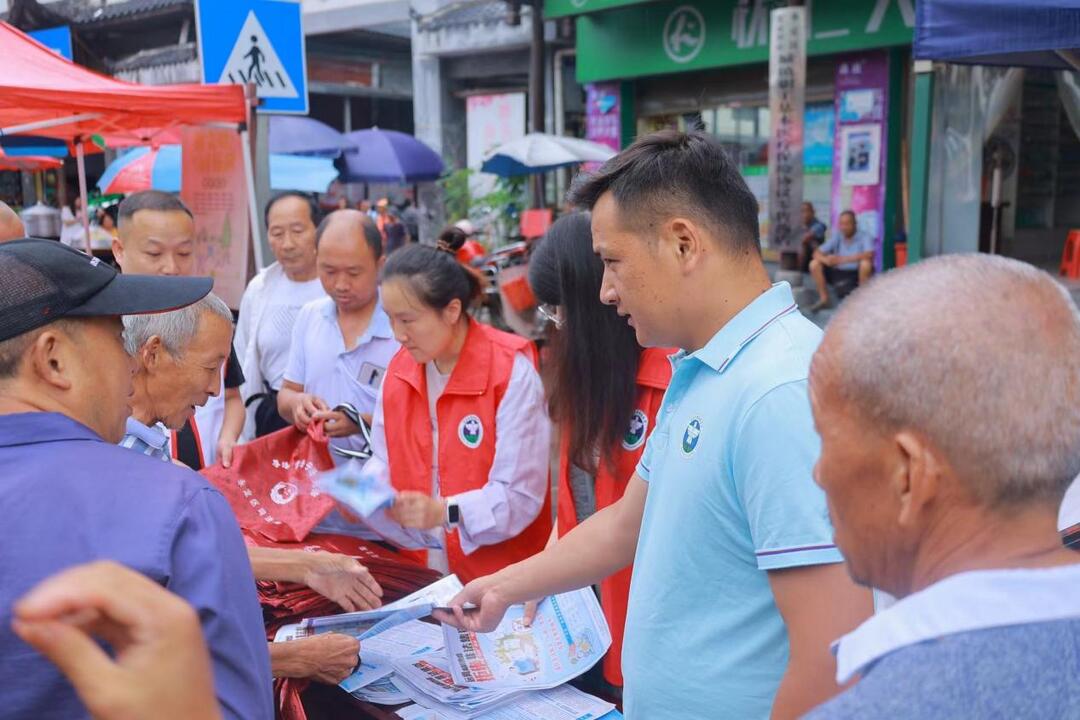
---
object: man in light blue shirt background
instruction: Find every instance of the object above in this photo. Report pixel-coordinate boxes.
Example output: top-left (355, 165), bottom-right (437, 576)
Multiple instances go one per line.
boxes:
top-left (809, 210), bottom-right (875, 311)
top-left (278, 209), bottom-right (400, 464)
top-left (437, 131), bottom-right (872, 720)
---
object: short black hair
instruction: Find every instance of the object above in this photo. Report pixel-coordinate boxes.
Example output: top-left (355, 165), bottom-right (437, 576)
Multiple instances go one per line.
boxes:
top-left (264, 191), bottom-right (320, 228)
top-left (315, 209), bottom-right (383, 259)
top-left (839, 209), bottom-right (857, 222)
top-left (117, 191), bottom-right (193, 226)
top-left (567, 129), bottom-right (760, 254)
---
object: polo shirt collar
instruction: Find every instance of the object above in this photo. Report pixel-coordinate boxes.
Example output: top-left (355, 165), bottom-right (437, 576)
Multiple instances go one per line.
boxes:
top-left (124, 416), bottom-right (169, 451)
top-left (320, 295), bottom-right (395, 343)
top-left (0, 412), bottom-right (104, 447)
top-left (690, 283), bottom-right (799, 373)
top-left (833, 563), bottom-right (1080, 684)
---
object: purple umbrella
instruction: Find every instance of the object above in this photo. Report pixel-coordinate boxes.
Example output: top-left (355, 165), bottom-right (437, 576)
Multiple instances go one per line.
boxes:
top-left (268, 115), bottom-right (353, 156)
top-left (340, 128), bottom-right (444, 183)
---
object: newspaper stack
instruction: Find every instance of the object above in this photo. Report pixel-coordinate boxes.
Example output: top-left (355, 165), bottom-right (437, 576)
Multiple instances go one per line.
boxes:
top-left (279, 575), bottom-right (618, 719)
top-left (387, 587), bottom-right (614, 719)
top-left (393, 684), bottom-right (618, 720)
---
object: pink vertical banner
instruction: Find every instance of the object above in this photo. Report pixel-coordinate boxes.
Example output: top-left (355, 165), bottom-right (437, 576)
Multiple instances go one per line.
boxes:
top-left (180, 126), bottom-right (250, 309)
top-left (584, 83), bottom-right (621, 172)
top-left (831, 51), bottom-right (889, 271)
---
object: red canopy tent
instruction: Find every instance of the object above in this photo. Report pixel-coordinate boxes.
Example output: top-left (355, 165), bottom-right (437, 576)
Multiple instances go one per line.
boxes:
top-left (0, 22), bottom-right (251, 253)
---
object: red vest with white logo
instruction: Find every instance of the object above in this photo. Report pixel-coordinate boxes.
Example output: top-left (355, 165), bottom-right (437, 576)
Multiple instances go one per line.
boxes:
top-left (556, 346), bottom-right (672, 687)
top-left (382, 320), bottom-right (551, 583)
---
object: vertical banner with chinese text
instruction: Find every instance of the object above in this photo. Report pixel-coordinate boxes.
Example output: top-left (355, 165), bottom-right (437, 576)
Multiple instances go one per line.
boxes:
top-left (767, 6), bottom-right (806, 250)
top-left (180, 126), bottom-right (250, 310)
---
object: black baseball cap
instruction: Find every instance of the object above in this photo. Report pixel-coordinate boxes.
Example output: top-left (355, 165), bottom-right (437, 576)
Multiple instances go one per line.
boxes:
top-left (0, 238), bottom-right (213, 342)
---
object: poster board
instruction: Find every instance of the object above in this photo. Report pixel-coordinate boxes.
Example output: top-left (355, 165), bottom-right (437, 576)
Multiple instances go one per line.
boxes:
top-left (180, 126), bottom-right (251, 310)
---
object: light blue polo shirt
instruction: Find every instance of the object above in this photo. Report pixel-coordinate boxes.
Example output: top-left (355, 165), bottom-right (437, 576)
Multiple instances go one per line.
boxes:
top-left (283, 296), bottom-right (400, 463)
top-left (622, 283), bottom-right (842, 720)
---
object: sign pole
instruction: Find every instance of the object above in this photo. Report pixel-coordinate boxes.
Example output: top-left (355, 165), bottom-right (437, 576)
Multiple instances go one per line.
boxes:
top-left (767, 5), bottom-right (806, 252)
top-left (75, 139), bottom-right (92, 255)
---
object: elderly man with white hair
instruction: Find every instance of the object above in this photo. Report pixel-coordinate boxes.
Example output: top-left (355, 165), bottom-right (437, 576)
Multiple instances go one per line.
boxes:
top-left (121, 294), bottom-right (384, 687)
top-left (803, 254), bottom-right (1080, 719)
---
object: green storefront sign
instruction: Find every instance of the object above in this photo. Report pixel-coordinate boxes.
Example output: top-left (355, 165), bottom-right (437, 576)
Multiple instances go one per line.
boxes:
top-left (545, 0), bottom-right (657, 19)
top-left (576, 0), bottom-right (914, 83)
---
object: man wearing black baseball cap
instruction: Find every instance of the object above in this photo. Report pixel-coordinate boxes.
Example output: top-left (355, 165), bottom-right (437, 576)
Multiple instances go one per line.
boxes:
top-left (0, 239), bottom-right (275, 720)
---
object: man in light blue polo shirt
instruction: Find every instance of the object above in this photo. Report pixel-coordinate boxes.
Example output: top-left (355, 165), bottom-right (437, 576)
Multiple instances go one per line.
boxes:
top-left (279, 209), bottom-right (400, 538)
top-left (278, 209), bottom-right (400, 463)
top-left (437, 131), bottom-right (872, 719)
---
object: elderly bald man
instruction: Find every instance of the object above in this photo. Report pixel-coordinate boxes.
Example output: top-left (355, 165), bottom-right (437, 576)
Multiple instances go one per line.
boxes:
top-left (804, 254), bottom-right (1080, 720)
top-left (122, 294), bottom-right (383, 685)
top-left (0, 201), bottom-right (25, 242)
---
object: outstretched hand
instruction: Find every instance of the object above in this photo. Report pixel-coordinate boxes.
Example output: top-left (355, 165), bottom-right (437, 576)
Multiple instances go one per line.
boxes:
top-left (432, 574), bottom-right (512, 634)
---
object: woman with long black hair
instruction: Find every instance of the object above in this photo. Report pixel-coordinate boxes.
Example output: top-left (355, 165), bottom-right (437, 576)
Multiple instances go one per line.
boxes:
top-left (367, 243), bottom-right (552, 583)
top-left (527, 212), bottom-right (673, 693)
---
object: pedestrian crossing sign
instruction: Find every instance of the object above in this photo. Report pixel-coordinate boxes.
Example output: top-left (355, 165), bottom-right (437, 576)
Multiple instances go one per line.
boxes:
top-left (195, 0), bottom-right (309, 115)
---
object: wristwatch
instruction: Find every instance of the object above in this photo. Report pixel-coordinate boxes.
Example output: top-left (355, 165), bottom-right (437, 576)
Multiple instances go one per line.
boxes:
top-left (445, 499), bottom-right (461, 529)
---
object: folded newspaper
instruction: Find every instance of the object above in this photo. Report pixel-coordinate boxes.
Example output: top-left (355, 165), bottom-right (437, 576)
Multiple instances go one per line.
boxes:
top-left (384, 587), bottom-right (613, 719)
top-left (316, 457), bottom-right (442, 550)
top-left (273, 575), bottom-right (464, 643)
top-left (443, 587), bottom-right (611, 691)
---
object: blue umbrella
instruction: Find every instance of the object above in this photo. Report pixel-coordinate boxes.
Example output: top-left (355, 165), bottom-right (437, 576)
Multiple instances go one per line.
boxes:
top-left (97, 145), bottom-right (339, 194)
top-left (268, 115), bottom-right (353, 156)
top-left (339, 128), bottom-right (444, 183)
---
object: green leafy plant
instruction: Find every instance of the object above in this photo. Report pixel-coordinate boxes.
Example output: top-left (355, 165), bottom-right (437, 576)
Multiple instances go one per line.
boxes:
top-left (439, 167), bottom-right (472, 223)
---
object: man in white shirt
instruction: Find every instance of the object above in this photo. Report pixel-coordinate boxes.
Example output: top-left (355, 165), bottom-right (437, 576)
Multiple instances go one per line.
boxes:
top-left (278, 209), bottom-right (399, 463)
top-left (235, 192), bottom-right (326, 438)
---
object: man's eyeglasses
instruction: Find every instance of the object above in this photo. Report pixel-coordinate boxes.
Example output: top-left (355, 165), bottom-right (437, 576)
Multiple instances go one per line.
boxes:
top-left (537, 304), bottom-right (564, 330)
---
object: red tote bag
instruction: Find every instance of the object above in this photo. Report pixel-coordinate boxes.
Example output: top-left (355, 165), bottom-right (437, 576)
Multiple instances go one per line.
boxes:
top-left (201, 423), bottom-right (336, 542)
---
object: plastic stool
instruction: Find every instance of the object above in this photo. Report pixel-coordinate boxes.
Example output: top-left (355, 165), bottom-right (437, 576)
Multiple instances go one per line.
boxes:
top-left (1060, 230), bottom-right (1080, 278)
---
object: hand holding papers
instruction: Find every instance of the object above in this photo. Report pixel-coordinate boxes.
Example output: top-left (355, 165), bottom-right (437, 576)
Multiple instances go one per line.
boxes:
top-left (316, 458), bottom-right (442, 550)
top-left (316, 459), bottom-right (395, 518)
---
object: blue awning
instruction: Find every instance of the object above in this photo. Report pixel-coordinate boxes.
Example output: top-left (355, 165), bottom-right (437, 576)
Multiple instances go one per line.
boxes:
top-left (915, 0), bottom-right (1080, 69)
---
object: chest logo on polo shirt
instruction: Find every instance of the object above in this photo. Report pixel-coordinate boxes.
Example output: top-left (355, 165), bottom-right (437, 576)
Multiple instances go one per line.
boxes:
top-left (270, 481), bottom-right (299, 505)
top-left (458, 414), bottom-right (484, 449)
top-left (682, 417), bottom-right (703, 455)
top-left (622, 409), bottom-right (649, 451)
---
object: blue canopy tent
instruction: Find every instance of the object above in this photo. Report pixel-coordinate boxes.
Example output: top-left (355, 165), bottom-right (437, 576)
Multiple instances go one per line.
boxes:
top-left (914, 0), bottom-right (1080, 69)
top-left (907, 0), bottom-right (1080, 263)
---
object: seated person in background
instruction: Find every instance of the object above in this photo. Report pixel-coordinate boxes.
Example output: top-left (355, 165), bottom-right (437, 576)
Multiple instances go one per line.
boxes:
top-left (0, 239), bottom-right (272, 719)
top-left (799, 201), bottom-right (827, 273)
top-left (13, 561), bottom-right (221, 720)
top-left (122, 293), bottom-right (381, 685)
top-left (809, 210), bottom-right (874, 311)
top-left (804, 255), bottom-right (1080, 719)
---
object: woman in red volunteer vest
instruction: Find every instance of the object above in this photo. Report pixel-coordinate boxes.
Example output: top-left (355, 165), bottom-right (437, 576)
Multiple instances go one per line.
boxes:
top-left (372, 243), bottom-right (552, 583)
top-left (527, 213), bottom-right (673, 693)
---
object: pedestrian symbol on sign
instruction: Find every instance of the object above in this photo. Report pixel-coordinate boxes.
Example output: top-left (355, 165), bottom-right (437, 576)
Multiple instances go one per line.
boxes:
top-left (219, 11), bottom-right (298, 99)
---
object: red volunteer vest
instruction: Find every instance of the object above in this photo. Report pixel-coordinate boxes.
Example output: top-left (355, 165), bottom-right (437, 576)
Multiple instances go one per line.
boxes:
top-left (382, 320), bottom-right (551, 583)
top-left (556, 346), bottom-right (672, 687)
